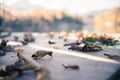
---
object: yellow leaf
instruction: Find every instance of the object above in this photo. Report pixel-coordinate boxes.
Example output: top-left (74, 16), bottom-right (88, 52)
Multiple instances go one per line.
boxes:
top-left (16, 49), bottom-right (24, 53)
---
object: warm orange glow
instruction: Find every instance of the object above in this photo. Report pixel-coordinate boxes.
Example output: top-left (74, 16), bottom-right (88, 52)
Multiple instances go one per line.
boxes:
top-left (43, 10), bottom-right (53, 21)
top-left (87, 32), bottom-right (96, 38)
top-left (55, 11), bottom-right (63, 19)
top-left (0, 9), bottom-right (13, 21)
top-left (59, 30), bottom-right (67, 38)
top-left (94, 7), bottom-right (120, 33)
top-left (76, 32), bottom-right (83, 40)
top-left (31, 8), bottom-right (42, 18)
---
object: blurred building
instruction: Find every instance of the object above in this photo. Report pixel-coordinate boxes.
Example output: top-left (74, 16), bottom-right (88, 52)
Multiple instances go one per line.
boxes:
top-left (82, 15), bottom-right (94, 32)
top-left (94, 7), bottom-right (120, 33)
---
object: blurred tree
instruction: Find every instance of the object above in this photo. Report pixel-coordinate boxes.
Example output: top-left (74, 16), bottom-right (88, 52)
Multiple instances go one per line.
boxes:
top-left (1, 12), bottom-right (84, 32)
top-left (0, 16), bottom-right (4, 35)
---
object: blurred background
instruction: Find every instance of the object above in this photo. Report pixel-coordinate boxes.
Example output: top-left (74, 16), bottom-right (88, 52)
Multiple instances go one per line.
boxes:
top-left (0, 0), bottom-right (120, 33)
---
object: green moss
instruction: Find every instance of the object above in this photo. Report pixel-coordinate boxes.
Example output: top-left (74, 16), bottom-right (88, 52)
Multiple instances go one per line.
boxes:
top-left (85, 37), bottom-right (96, 43)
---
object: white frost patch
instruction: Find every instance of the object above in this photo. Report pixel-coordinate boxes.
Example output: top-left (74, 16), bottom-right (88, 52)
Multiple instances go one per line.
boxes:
top-left (7, 41), bottom-right (22, 46)
top-left (0, 65), bottom-right (6, 71)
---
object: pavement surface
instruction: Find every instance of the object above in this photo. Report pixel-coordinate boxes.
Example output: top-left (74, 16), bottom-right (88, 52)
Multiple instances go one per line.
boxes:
top-left (0, 32), bottom-right (120, 80)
